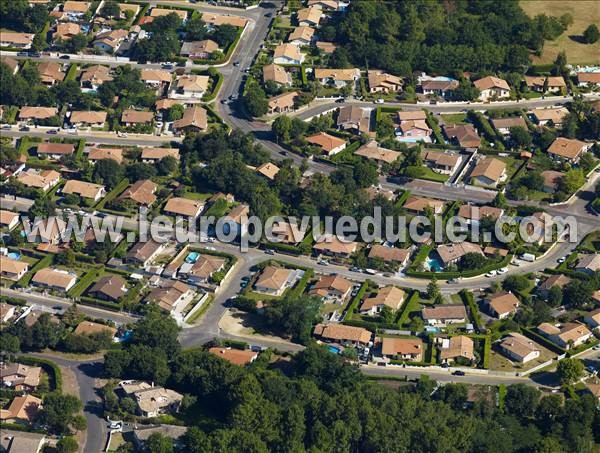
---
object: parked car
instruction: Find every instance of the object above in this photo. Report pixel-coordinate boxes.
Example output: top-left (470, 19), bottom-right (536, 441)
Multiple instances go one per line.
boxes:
top-left (46, 129), bottom-right (58, 134)
top-left (1, 124), bottom-right (11, 130)
top-left (374, 98), bottom-right (384, 104)
top-left (19, 126), bottom-right (30, 132)
top-left (265, 249), bottom-right (275, 255)
top-left (59, 55), bottom-right (70, 59)
top-left (497, 267), bottom-right (508, 274)
top-left (452, 370), bottom-right (465, 376)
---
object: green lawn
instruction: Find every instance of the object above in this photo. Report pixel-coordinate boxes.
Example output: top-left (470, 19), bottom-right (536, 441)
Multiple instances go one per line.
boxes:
top-left (441, 113), bottom-right (467, 125)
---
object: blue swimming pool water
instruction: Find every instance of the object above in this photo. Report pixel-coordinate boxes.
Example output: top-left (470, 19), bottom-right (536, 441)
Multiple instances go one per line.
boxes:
top-left (425, 255), bottom-right (445, 272)
top-left (185, 252), bottom-right (200, 263)
top-left (7, 252), bottom-right (21, 260)
top-left (327, 346), bottom-right (341, 354)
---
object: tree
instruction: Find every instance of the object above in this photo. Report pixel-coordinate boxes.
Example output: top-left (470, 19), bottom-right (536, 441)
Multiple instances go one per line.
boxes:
top-left (426, 276), bottom-right (440, 300)
top-left (272, 115), bottom-right (292, 143)
top-left (157, 156), bottom-right (178, 176)
top-left (558, 169), bottom-right (585, 194)
top-left (509, 126), bottom-right (532, 148)
top-left (56, 249), bottom-right (76, 266)
top-left (243, 83), bottom-right (268, 118)
top-left (165, 104), bottom-right (184, 122)
top-left (563, 279), bottom-right (595, 308)
top-left (547, 285), bottom-right (563, 307)
top-left (212, 24), bottom-right (238, 48)
top-left (503, 275), bottom-right (530, 292)
top-left (146, 433), bottom-right (174, 453)
top-left (93, 158), bottom-right (124, 189)
top-left (125, 162), bottom-right (156, 181)
top-left (583, 24), bottom-right (600, 44)
top-left (38, 393), bottom-right (86, 435)
top-left (101, 1), bottom-right (120, 18)
top-left (185, 16), bottom-right (207, 41)
top-left (56, 436), bottom-right (79, 453)
top-left (556, 358), bottom-right (584, 385)
top-left (459, 252), bottom-right (487, 271)
top-left (504, 384), bottom-right (540, 418)
top-left (263, 294), bottom-right (321, 344)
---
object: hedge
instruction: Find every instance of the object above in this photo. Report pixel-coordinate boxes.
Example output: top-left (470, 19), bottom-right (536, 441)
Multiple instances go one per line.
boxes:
top-left (78, 296), bottom-right (122, 311)
top-left (68, 267), bottom-right (102, 298)
top-left (343, 281), bottom-right (370, 321)
top-left (94, 178), bottom-right (129, 210)
top-left (17, 356), bottom-right (62, 393)
top-left (521, 328), bottom-right (565, 355)
top-left (75, 138), bottom-right (86, 160)
top-left (395, 189), bottom-right (411, 207)
top-left (425, 111), bottom-right (445, 144)
top-left (395, 290), bottom-right (420, 327)
top-left (0, 295), bottom-right (27, 306)
top-left (202, 70), bottom-right (224, 102)
top-left (408, 243), bottom-right (433, 271)
top-left (459, 289), bottom-right (483, 332)
top-left (65, 64), bottom-right (78, 81)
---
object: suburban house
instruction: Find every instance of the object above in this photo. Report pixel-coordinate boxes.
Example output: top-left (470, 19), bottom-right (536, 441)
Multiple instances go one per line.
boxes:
top-left (141, 147), bottom-right (180, 162)
top-left (149, 7), bottom-right (188, 21)
top-left (121, 110), bottom-right (154, 127)
top-left (201, 13), bottom-right (247, 27)
top-left (37, 142), bottom-right (75, 160)
top-left (93, 28), bottom-right (128, 52)
top-left (473, 76), bottom-right (510, 101)
top-left (173, 106), bottom-right (208, 133)
top-left (288, 26), bottom-right (315, 46)
top-left (314, 68), bottom-right (360, 88)
top-left (537, 274), bottom-right (571, 300)
top-left (256, 162), bottom-right (280, 180)
top-left (308, 274), bottom-right (353, 303)
top-left (254, 266), bottom-right (295, 296)
top-left (313, 234), bottom-right (359, 258)
top-left (73, 321), bottom-right (117, 338)
top-left (209, 347), bottom-right (258, 366)
top-left (576, 72), bottom-right (600, 87)
top-left (0, 255), bottom-right (28, 281)
top-left (354, 141), bottom-right (400, 165)
top-left (163, 197), bottom-right (204, 218)
top-left (396, 110), bottom-right (432, 140)
top-left (583, 308), bottom-right (600, 330)
top-left (262, 63), bottom-right (292, 86)
top-left (420, 78), bottom-right (459, 98)
top-left (403, 196), bottom-right (444, 215)
top-left (18, 106), bottom-right (58, 122)
top-left (0, 210), bottom-right (20, 230)
top-left (126, 240), bottom-right (166, 267)
top-left (540, 170), bottom-right (565, 193)
top-left (1, 56), bottom-right (19, 74)
top-left (537, 322), bottom-right (593, 350)
top-left (380, 337), bottom-right (423, 362)
top-left (146, 280), bottom-right (193, 313)
top-left (439, 335), bottom-right (475, 364)
top-left (26, 217), bottom-right (66, 244)
top-left (470, 157), bottom-right (507, 188)
top-left (421, 150), bottom-right (460, 175)
top-left (80, 65), bottom-right (113, 90)
top-left (297, 7), bottom-right (322, 27)
top-left (223, 203), bottom-right (250, 236)
top-left (179, 254), bottom-right (226, 285)
top-left (0, 31), bottom-right (35, 49)
top-left (268, 220), bottom-right (306, 244)
top-left (359, 286), bottom-right (405, 316)
top-left (529, 107), bottom-right (569, 127)
top-left (0, 394), bottom-right (42, 425)
top-left (89, 275), bottom-right (128, 302)
top-left (485, 292), bottom-right (520, 319)
top-left (316, 41), bottom-right (338, 53)
top-left (268, 91), bottom-right (299, 114)
top-left (457, 204), bottom-right (504, 226)
top-left (306, 132), bottom-right (346, 155)
top-left (88, 147), bottom-right (123, 164)
top-left (38, 62), bottom-right (65, 86)
top-left (134, 386), bottom-right (184, 418)
top-left (69, 110), bottom-right (108, 128)
top-left (368, 70), bottom-right (403, 93)
top-left (180, 39), bottom-right (219, 59)
top-left (175, 75), bottom-right (210, 98)
top-left (499, 332), bottom-right (541, 364)
top-left (132, 425), bottom-right (187, 451)
top-left (547, 137), bottom-right (590, 163)
top-left (0, 430), bottom-right (46, 452)
top-left (118, 179), bottom-right (158, 206)
top-left (62, 1), bottom-right (90, 15)
top-left (436, 242), bottom-right (484, 267)
top-left (156, 98), bottom-right (181, 111)
top-left (490, 116), bottom-right (527, 135)
top-left (273, 43), bottom-right (304, 65)
top-left (53, 22), bottom-right (81, 41)
top-left (364, 186), bottom-right (394, 201)
top-left (31, 268), bottom-right (77, 292)
top-left (0, 363), bottom-right (41, 391)
top-left (422, 305), bottom-right (467, 326)
top-left (62, 180), bottom-right (106, 202)
top-left (368, 245), bottom-right (410, 268)
top-left (575, 254), bottom-right (600, 275)
top-left (443, 124), bottom-right (481, 148)
top-left (313, 323), bottom-right (372, 346)
top-left (337, 106), bottom-right (371, 133)
top-left (524, 75), bottom-right (566, 93)
top-left (308, 0), bottom-right (343, 10)
top-left (140, 69), bottom-right (172, 89)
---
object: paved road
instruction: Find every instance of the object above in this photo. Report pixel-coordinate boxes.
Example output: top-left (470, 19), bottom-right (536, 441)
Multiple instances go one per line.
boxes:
top-left (28, 352), bottom-right (106, 453)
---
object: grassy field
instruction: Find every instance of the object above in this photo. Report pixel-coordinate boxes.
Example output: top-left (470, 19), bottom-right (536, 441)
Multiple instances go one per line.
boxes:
top-left (520, 1), bottom-right (600, 65)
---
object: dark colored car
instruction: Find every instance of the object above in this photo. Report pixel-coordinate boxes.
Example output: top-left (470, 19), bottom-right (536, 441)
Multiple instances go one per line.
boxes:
top-left (452, 370), bottom-right (465, 376)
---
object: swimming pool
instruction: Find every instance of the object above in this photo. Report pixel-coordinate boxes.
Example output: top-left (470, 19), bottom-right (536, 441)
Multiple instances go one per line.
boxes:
top-left (7, 252), bottom-right (21, 260)
top-left (425, 255), bottom-right (444, 272)
top-left (185, 252), bottom-right (200, 263)
top-left (327, 345), bottom-right (341, 354)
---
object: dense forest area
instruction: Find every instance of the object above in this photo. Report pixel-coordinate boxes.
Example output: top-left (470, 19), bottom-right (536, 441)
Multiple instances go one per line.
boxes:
top-left (102, 310), bottom-right (600, 453)
top-left (327, 0), bottom-right (570, 75)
